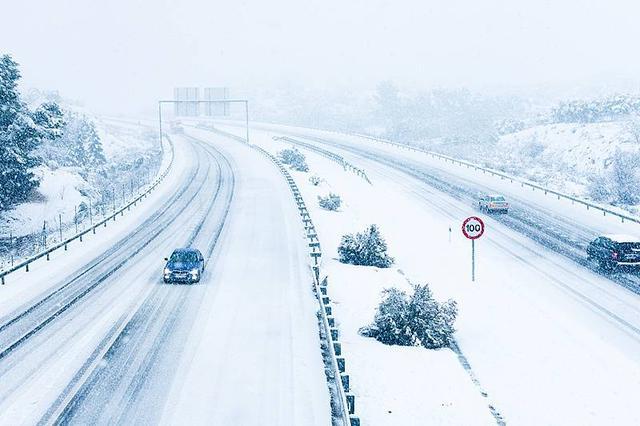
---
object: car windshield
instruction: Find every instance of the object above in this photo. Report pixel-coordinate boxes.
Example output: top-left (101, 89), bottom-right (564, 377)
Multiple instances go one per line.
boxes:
top-left (491, 196), bottom-right (505, 201)
top-left (170, 251), bottom-right (198, 263)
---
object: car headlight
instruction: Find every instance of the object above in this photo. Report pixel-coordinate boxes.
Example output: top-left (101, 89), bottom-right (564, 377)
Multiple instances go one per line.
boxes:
top-left (164, 268), bottom-right (170, 275)
top-left (190, 268), bottom-right (199, 275)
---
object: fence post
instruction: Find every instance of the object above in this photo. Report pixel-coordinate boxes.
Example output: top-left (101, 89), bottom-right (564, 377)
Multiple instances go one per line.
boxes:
top-left (59, 213), bottom-right (64, 249)
top-left (42, 220), bottom-right (47, 250)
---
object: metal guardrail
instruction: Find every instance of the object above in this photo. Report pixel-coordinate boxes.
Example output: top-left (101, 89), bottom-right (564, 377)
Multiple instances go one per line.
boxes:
top-left (252, 145), bottom-right (360, 426)
top-left (219, 118), bottom-right (640, 225)
top-left (0, 135), bottom-right (175, 285)
top-left (273, 136), bottom-right (372, 184)
top-left (342, 132), bottom-right (640, 225)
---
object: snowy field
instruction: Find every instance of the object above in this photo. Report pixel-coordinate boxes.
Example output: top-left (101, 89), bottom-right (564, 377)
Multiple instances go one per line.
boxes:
top-left (213, 122), bottom-right (640, 425)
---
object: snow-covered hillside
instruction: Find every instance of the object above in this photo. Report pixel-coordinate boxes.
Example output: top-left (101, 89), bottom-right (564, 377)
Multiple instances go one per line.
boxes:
top-left (0, 114), bottom-right (161, 268)
top-left (432, 119), bottom-right (640, 213)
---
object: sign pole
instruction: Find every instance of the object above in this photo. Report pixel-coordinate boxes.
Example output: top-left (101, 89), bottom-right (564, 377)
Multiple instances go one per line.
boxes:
top-left (472, 239), bottom-right (475, 282)
top-left (461, 216), bottom-right (484, 283)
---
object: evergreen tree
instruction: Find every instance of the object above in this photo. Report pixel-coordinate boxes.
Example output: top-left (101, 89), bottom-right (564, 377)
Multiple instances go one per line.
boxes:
top-left (83, 119), bottom-right (105, 166)
top-left (361, 283), bottom-right (458, 350)
top-left (408, 284), bottom-right (458, 349)
top-left (362, 288), bottom-right (414, 346)
top-left (0, 55), bottom-right (62, 210)
top-left (338, 224), bottom-right (394, 268)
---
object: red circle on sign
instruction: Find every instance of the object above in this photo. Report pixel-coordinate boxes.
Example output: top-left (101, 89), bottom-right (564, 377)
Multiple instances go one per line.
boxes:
top-left (462, 216), bottom-right (485, 240)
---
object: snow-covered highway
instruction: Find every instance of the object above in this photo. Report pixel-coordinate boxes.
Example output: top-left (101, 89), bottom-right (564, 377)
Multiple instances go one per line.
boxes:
top-left (0, 128), bottom-right (330, 425)
top-left (213, 122), bottom-right (640, 425)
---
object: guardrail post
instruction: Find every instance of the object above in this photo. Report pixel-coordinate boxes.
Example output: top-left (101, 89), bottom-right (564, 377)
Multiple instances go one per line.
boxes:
top-left (46, 252), bottom-right (50, 261)
top-left (330, 328), bottom-right (339, 340)
top-left (346, 394), bottom-right (355, 414)
top-left (350, 416), bottom-right (360, 426)
top-left (337, 357), bottom-right (346, 372)
top-left (310, 251), bottom-right (321, 265)
top-left (341, 374), bottom-right (350, 392)
top-left (26, 263), bottom-right (29, 272)
top-left (333, 341), bottom-right (341, 355)
top-left (1, 276), bottom-right (4, 285)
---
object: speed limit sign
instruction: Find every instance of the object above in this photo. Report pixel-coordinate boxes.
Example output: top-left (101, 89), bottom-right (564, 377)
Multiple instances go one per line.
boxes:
top-left (462, 216), bottom-right (485, 240)
top-left (461, 216), bottom-right (485, 282)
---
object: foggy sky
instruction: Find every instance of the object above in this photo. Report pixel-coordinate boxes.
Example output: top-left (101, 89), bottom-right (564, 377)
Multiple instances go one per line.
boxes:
top-left (2, 0), bottom-right (640, 114)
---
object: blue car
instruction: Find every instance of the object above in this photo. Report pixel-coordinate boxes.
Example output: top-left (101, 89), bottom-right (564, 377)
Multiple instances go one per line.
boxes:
top-left (163, 248), bottom-right (205, 284)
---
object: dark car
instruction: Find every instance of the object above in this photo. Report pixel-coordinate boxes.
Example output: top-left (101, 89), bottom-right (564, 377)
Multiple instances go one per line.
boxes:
top-left (586, 235), bottom-right (640, 271)
top-left (478, 194), bottom-right (509, 214)
top-left (163, 248), bottom-right (205, 283)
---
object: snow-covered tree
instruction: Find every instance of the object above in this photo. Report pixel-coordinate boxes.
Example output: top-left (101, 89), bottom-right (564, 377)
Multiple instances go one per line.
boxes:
top-left (408, 284), bottom-right (458, 349)
top-left (318, 193), bottom-right (341, 211)
top-left (338, 224), bottom-right (394, 268)
top-left (81, 119), bottom-right (105, 166)
top-left (42, 111), bottom-right (106, 168)
top-left (610, 150), bottom-right (640, 205)
top-left (0, 55), bottom-right (63, 210)
top-left (361, 283), bottom-right (458, 349)
top-left (588, 149), bottom-right (640, 206)
top-left (360, 287), bottom-right (414, 346)
top-left (623, 115), bottom-right (640, 144)
top-left (309, 175), bottom-right (322, 186)
top-left (278, 147), bottom-right (308, 172)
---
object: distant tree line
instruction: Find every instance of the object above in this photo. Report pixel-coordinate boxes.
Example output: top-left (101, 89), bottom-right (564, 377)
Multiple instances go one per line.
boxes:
top-left (552, 94), bottom-right (640, 123)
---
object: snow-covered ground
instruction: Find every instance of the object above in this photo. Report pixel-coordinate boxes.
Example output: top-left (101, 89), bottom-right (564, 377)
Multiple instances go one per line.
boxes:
top-left (214, 122), bottom-right (640, 425)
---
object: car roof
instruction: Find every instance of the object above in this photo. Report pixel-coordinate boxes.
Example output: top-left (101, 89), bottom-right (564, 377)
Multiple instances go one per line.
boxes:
top-left (172, 248), bottom-right (200, 253)
top-left (602, 234), bottom-right (640, 243)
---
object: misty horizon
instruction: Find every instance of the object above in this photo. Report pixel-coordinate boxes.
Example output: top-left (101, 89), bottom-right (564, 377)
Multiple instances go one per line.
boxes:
top-left (3, 0), bottom-right (640, 115)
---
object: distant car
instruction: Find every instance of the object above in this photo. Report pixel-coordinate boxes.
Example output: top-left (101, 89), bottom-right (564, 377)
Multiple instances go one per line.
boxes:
top-left (587, 235), bottom-right (640, 271)
top-left (478, 194), bottom-right (509, 213)
top-left (163, 248), bottom-right (205, 284)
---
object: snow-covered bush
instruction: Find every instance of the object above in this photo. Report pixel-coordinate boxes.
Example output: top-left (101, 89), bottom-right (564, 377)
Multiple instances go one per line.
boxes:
top-left (588, 149), bottom-right (640, 205)
top-left (338, 224), bottom-right (394, 268)
top-left (309, 175), bottom-right (322, 186)
top-left (278, 147), bottom-right (308, 172)
top-left (318, 193), bottom-right (342, 211)
top-left (360, 284), bottom-right (458, 349)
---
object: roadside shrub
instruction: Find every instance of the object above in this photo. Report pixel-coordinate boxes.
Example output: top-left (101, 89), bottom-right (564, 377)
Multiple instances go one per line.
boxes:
top-left (360, 284), bottom-right (458, 349)
top-left (309, 175), bottom-right (322, 186)
top-left (278, 147), bottom-right (309, 172)
top-left (318, 193), bottom-right (342, 211)
top-left (338, 224), bottom-right (394, 268)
